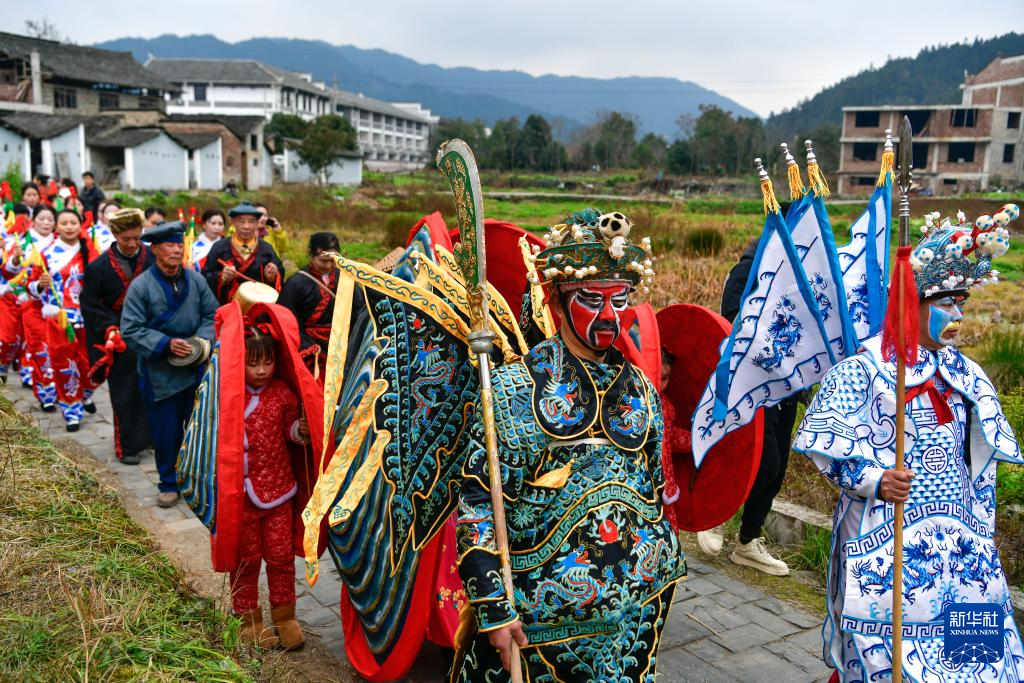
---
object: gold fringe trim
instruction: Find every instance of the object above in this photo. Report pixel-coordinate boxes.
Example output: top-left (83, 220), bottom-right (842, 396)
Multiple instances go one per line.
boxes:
top-left (807, 162), bottom-right (831, 198)
top-left (876, 148), bottom-right (894, 187)
top-left (760, 177), bottom-right (781, 216)
top-left (787, 163), bottom-right (805, 200)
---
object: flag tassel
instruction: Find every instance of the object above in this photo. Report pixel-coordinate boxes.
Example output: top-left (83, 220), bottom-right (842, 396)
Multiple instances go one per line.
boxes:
top-left (781, 142), bottom-right (804, 200)
top-left (805, 139), bottom-right (831, 198)
top-left (877, 128), bottom-right (895, 187)
top-left (756, 158), bottom-right (780, 216)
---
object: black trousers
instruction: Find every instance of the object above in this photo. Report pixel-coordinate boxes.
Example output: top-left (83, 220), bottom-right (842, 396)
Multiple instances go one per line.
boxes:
top-left (108, 349), bottom-right (151, 459)
top-left (740, 396), bottom-right (799, 543)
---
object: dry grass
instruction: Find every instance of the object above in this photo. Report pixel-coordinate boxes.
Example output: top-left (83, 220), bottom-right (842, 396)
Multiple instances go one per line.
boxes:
top-left (0, 396), bottom-right (276, 681)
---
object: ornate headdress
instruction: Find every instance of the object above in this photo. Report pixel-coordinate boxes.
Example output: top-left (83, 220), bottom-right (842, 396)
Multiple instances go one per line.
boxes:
top-left (526, 208), bottom-right (656, 293)
top-left (911, 203), bottom-right (1017, 299)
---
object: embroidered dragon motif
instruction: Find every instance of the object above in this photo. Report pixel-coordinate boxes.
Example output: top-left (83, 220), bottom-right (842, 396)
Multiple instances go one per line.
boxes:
top-left (753, 295), bottom-right (803, 371)
top-left (521, 545), bottom-right (608, 619)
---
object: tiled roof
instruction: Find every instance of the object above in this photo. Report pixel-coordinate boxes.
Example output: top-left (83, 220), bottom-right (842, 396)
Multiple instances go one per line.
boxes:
top-left (0, 32), bottom-right (171, 91)
top-left (167, 131), bottom-right (221, 150)
top-left (0, 112), bottom-right (83, 139)
top-left (146, 58), bottom-right (328, 96)
top-left (164, 114), bottom-right (265, 139)
top-left (90, 127), bottom-right (163, 148)
top-left (332, 89), bottom-right (433, 123)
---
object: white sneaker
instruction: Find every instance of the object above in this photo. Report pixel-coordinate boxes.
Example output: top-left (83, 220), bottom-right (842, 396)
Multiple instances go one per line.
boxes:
top-left (696, 528), bottom-right (724, 556)
top-left (729, 537), bottom-right (790, 576)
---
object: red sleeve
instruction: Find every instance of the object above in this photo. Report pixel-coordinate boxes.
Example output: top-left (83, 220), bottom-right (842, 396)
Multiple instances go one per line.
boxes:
top-left (660, 393), bottom-right (692, 453)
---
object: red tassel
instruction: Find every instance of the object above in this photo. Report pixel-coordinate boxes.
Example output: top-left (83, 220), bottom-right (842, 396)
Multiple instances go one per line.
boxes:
top-left (881, 246), bottom-right (919, 364)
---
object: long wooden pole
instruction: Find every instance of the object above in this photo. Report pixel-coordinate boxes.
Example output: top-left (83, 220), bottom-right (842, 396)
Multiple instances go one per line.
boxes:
top-left (891, 117), bottom-right (914, 683)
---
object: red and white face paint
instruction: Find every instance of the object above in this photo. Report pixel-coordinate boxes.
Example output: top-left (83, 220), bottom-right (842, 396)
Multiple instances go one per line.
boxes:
top-left (561, 282), bottom-right (631, 351)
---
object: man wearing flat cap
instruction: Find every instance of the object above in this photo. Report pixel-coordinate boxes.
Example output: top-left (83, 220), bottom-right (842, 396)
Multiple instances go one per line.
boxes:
top-left (82, 208), bottom-right (155, 465)
top-left (201, 201), bottom-right (284, 304)
top-left (121, 221), bottom-right (219, 507)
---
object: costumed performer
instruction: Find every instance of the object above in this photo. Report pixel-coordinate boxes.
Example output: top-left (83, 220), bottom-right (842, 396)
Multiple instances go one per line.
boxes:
top-left (277, 231), bottom-right (339, 379)
top-left (81, 207), bottom-right (154, 463)
top-left (202, 202), bottom-right (283, 304)
top-left (121, 221), bottom-right (218, 508)
top-left (35, 209), bottom-right (99, 430)
top-left (794, 205), bottom-right (1024, 681)
top-left (452, 208), bottom-right (685, 682)
top-left (191, 208), bottom-right (225, 271)
top-left (4, 205), bottom-right (57, 408)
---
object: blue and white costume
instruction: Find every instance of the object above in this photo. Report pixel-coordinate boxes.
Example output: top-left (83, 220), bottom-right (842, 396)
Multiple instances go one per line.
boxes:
top-left (795, 335), bottom-right (1024, 682)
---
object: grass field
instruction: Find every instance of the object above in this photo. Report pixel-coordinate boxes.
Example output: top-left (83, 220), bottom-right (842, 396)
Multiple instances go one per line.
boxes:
top-left (0, 396), bottom-right (273, 682)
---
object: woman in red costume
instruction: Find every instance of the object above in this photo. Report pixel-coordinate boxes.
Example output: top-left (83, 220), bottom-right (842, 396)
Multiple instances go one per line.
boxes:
top-left (231, 324), bottom-right (309, 650)
top-left (5, 205), bottom-right (57, 409)
top-left (35, 210), bottom-right (99, 430)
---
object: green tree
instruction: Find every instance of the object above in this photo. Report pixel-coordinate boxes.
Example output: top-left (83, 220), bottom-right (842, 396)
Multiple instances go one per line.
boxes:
top-left (666, 139), bottom-right (692, 175)
top-left (295, 115), bottom-right (359, 184)
top-left (632, 132), bottom-right (668, 169)
top-left (592, 112), bottom-right (637, 169)
top-left (265, 113), bottom-right (311, 153)
top-left (430, 117), bottom-right (487, 155)
top-left (483, 117), bottom-right (520, 170)
top-left (515, 115), bottom-right (566, 171)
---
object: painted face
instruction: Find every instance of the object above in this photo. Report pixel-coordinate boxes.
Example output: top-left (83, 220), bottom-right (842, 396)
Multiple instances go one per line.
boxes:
top-left (562, 282), bottom-right (631, 351)
top-left (926, 295), bottom-right (966, 347)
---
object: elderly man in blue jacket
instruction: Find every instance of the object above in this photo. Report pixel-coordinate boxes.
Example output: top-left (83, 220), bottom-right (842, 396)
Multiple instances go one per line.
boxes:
top-left (121, 221), bottom-right (219, 508)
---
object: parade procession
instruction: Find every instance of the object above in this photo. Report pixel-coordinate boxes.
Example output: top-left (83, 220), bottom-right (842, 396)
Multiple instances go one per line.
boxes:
top-left (4, 16), bottom-right (1024, 682)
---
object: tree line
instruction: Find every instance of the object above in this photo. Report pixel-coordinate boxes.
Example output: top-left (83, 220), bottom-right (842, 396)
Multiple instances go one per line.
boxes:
top-left (430, 107), bottom-right (839, 177)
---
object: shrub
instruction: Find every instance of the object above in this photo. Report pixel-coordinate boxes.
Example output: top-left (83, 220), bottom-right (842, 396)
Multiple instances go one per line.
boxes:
top-left (384, 212), bottom-right (423, 249)
top-left (977, 328), bottom-right (1024, 393)
top-left (685, 227), bottom-right (725, 256)
top-left (1, 160), bottom-right (23, 194)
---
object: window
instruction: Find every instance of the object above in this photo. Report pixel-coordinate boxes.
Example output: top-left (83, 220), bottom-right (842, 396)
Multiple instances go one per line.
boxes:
top-left (226, 156), bottom-right (235, 168)
top-left (54, 87), bottom-right (77, 109)
top-left (99, 92), bottom-right (119, 110)
top-left (943, 178), bottom-right (957, 186)
top-left (853, 176), bottom-right (876, 186)
top-left (852, 143), bottom-right (877, 161)
top-left (139, 96), bottom-right (161, 110)
top-left (250, 134), bottom-right (258, 152)
top-left (1004, 144), bottom-right (1016, 164)
top-left (854, 111), bottom-right (880, 127)
top-left (193, 84), bottom-right (207, 102)
top-left (912, 143), bottom-right (929, 170)
top-left (947, 142), bottom-right (975, 163)
top-left (949, 109), bottom-right (977, 128)
top-left (1009, 112), bottom-right (1021, 129)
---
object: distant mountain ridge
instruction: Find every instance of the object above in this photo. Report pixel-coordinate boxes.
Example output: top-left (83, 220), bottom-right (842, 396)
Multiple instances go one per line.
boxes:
top-left (95, 34), bottom-right (758, 139)
top-left (766, 32), bottom-right (1024, 139)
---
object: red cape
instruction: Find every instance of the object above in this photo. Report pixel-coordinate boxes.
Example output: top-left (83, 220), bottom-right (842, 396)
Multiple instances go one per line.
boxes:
top-left (657, 304), bottom-right (764, 532)
top-left (210, 302), bottom-right (327, 571)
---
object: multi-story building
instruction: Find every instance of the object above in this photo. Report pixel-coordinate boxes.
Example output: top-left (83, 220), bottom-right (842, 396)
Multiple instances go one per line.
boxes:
top-left (147, 58), bottom-right (333, 121)
top-left (838, 55), bottom-right (1024, 195)
top-left (0, 32), bottom-right (172, 116)
top-left (332, 90), bottom-right (438, 171)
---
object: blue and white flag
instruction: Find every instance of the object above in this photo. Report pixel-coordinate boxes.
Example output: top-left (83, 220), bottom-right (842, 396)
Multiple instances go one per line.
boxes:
top-left (786, 194), bottom-right (857, 362)
top-left (691, 209), bottom-right (834, 467)
top-left (836, 179), bottom-right (892, 345)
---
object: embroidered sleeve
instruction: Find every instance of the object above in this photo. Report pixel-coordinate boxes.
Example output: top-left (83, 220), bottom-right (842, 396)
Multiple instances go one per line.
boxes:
top-left (808, 452), bottom-right (884, 498)
top-left (455, 376), bottom-right (528, 632)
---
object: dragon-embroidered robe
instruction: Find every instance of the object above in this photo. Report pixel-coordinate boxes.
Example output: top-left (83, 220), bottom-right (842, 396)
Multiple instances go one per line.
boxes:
top-left (453, 335), bottom-right (686, 682)
top-left (794, 336), bottom-right (1024, 682)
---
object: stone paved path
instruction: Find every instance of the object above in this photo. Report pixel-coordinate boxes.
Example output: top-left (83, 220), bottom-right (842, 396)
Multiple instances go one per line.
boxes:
top-left (7, 381), bottom-right (833, 682)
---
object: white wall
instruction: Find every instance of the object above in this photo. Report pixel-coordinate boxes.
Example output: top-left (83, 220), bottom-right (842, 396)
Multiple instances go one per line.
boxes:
top-left (193, 138), bottom-right (222, 190)
top-left (45, 124), bottom-right (86, 180)
top-left (281, 147), bottom-right (361, 185)
top-left (129, 133), bottom-right (188, 190)
top-left (0, 128), bottom-right (29, 180)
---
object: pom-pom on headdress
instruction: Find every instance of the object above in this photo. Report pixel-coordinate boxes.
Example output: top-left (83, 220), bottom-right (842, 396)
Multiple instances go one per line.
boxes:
top-left (911, 203), bottom-right (1017, 299)
top-left (525, 207), bottom-right (656, 294)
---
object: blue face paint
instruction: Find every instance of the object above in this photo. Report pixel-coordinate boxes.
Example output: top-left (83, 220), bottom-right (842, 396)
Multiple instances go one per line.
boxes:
top-left (927, 296), bottom-right (964, 346)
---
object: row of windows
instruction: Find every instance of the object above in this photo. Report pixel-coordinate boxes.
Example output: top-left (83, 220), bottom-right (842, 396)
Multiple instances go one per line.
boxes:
top-left (855, 109), bottom-right (1021, 130)
top-left (350, 109), bottom-right (424, 132)
top-left (851, 142), bottom-right (1018, 166)
top-left (54, 86), bottom-right (158, 110)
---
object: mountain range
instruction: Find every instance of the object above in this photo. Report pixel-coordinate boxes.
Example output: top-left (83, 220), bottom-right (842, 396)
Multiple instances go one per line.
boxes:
top-left (95, 34), bottom-right (758, 139)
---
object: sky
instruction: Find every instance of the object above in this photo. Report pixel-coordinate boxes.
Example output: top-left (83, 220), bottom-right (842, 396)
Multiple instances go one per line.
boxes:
top-left (5, 0), bottom-right (1022, 117)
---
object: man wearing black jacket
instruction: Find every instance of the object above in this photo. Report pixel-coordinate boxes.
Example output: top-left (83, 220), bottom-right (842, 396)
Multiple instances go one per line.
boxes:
top-left (712, 236), bottom-right (796, 576)
top-left (81, 208), bottom-right (153, 464)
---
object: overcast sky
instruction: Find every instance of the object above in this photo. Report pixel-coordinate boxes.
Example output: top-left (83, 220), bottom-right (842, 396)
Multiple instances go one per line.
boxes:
top-left (5, 0), bottom-right (1022, 117)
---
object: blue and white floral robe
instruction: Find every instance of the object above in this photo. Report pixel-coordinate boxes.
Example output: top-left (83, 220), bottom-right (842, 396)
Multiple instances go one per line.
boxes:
top-left (794, 336), bottom-right (1024, 682)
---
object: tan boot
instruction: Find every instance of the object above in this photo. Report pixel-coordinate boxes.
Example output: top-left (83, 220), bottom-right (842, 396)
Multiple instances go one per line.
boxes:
top-left (239, 609), bottom-right (280, 648)
top-left (270, 604), bottom-right (305, 650)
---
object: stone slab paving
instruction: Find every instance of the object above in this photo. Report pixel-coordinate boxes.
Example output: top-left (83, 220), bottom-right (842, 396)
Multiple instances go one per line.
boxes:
top-left (6, 380), bottom-right (834, 682)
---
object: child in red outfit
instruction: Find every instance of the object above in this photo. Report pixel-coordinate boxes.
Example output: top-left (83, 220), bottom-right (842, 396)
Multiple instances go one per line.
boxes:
top-left (660, 350), bottom-right (692, 531)
top-left (231, 325), bottom-right (308, 650)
